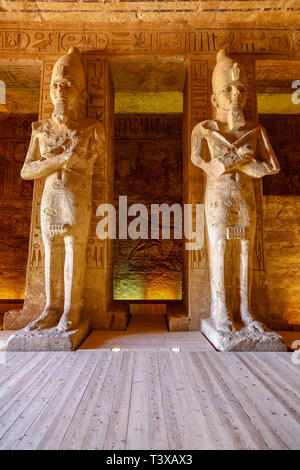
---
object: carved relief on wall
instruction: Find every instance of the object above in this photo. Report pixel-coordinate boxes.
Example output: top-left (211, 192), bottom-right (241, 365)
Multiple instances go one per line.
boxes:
top-left (114, 114), bottom-right (183, 300)
top-left (189, 30), bottom-right (292, 55)
top-left (0, 28), bottom-right (298, 58)
top-left (190, 61), bottom-right (208, 126)
top-left (259, 115), bottom-right (300, 196)
top-left (0, 114), bottom-right (35, 298)
top-left (187, 60), bottom-right (209, 269)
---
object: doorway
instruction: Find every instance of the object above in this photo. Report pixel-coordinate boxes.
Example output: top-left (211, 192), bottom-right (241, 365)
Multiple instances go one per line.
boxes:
top-left (109, 58), bottom-right (186, 304)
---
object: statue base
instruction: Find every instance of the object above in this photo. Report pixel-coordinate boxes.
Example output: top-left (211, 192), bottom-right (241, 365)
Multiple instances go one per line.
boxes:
top-left (6, 319), bottom-right (90, 352)
top-left (201, 318), bottom-right (287, 352)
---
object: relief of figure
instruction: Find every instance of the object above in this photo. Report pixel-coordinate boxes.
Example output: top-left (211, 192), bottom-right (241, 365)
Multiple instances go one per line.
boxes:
top-left (20, 47), bottom-right (105, 332)
top-left (191, 50), bottom-right (286, 350)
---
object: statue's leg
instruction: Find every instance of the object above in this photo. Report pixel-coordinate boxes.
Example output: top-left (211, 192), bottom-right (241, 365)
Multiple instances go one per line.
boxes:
top-left (57, 235), bottom-right (87, 332)
top-left (210, 238), bottom-right (235, 333)
top-left (25, 237), bottom-right (64, 330)
top-left (240, 239), bottom-right (265, 331)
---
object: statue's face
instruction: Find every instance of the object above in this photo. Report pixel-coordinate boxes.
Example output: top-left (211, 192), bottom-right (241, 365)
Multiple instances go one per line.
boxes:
top-left (214, 81), bottom-right (247, 112)
top-left (50, 76), bottom-right (80, 109)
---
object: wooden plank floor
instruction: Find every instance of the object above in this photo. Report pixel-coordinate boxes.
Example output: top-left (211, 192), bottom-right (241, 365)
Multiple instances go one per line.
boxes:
top-left (0, 350), bottom-right (299, 450)
top-left (80, 315), bottom-right (215, 351)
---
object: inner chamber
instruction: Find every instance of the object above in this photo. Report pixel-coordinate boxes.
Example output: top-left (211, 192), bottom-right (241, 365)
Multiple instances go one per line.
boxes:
top-left (110, 58), bottom-right (186, 301)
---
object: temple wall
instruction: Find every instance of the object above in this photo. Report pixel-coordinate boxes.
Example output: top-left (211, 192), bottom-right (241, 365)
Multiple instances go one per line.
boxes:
top-left (259, 115), bottom-right (300, 328)
top-left (114, 114), bottom-right (183, 301)
top-left (0, 114), bottom-right (34, 299)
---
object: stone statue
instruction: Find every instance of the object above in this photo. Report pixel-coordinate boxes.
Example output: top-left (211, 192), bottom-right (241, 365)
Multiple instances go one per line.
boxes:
top-left (19, 47), bottom-right (104, 334)
top-left (191, 50), bottom-right (286, 351)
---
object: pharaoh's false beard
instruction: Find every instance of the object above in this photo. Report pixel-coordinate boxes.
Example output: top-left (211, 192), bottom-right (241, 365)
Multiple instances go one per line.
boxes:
top-left (227, 105), bottom-right (246, 130)
top-left (52, 101), bottom-right (79, 124)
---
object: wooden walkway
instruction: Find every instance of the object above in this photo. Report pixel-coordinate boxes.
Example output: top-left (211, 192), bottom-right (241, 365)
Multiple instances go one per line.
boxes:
top-left (80, 315), bottom-right (214, 351)
top-left (0, 350), bottom-right (299, 450)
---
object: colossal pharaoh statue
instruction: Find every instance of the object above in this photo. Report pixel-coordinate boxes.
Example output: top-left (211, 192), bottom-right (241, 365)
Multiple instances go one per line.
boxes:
top-left (7, 47), bottom-right (104, 350)
top-left (191, 50), bottom-right (286, 351)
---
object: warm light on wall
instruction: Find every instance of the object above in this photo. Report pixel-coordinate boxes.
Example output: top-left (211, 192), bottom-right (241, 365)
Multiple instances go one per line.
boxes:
top-left (145, 276), bottom-right (181, 300)
top-left (115, 92), bottom-right (183, 114)
top-left (0, 290), bottom-right (25, 300)
top-left (113, 274), bottom-right (145, 300)
top-left (257, 94), bottom-right (300, 114)
top-left (115, 92), bottom-right (300, 115)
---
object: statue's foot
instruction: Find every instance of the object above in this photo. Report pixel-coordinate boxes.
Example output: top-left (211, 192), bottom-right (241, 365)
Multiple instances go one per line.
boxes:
top-left (25, 308), bottom-right (59, 331)
top-left (215, 317), bottom-right (236, 335)
top-left (241, 312), bottom-right (266, 333)
top-left (246, 320), bottom-right (266, 333)
top-left (57, 313), bottom-right (80, 332)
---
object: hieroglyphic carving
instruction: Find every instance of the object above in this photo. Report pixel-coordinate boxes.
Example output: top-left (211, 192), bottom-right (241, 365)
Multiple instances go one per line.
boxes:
top-left (30, 32), bottom-right (58, 53)
top-left (0, 31), bottom-right (30, 51)
top-left (188, 30), bottom-right (291, 55)
top-left (242, 60), bottom-right (258, 123)
top-left (115, 114), bottom-right (182, 139)
top-left (40, 60), bottom-right (56, 119)
top-left (86, 58), bottom-right (107, 269)
top-left (190, 61), bottom-right (208, 128)
top-left (253, 182), bottom-right (264, 271)
top-left (158, 32), bottom-right (186, 53)
top-left (29, 225), bottom-right (44, 268)
top-left (133, 32), bottom-right (154, 53)
top-left (87, 200), bottom-right (103, 269)
top-left (28, 201), bottom-right (45, 269)
top-left (0, 31), bottom-right (59, 54)
top-left (238, 30), bottom-right (290, 54)
top-left (189, 31), bottom-right (235, 54)
top-left (187, 61), bottom-right (209, 269)
top-left (87, 60), bottom-right (105, 109)
top-left (192, 248), bottom-right (208, 270)
top-left (61, 32), bottom-right (108, 52)
top-left (0, 28), bottom-right (296, 57)
top-left (109, 31), bottom-right (154, 53)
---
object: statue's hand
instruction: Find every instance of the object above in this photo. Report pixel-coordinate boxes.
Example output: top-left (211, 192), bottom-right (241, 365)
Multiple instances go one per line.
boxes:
top-left (43, 145), bottom-right (66, 158)
top-left (215, 146), bottom-right (253, 173)
top-left (237, 145), bottom-right (254, 165)
top-left (64, 152), bottom-right (88, 171)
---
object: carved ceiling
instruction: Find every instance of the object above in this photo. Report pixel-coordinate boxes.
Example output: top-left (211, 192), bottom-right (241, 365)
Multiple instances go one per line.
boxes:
top-left (0, 0), bottom-right (298, 24)
top-left (0, 60), bottom-right (41, 114)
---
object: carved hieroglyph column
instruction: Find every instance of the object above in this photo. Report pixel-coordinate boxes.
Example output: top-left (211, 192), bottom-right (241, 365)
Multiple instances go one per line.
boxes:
top-left (183, 56), bottom-right (266, 330)
top-left (4, 55), bottom-right (115, 330)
